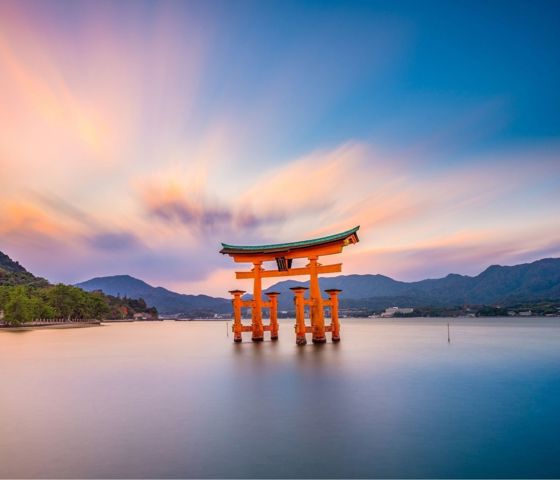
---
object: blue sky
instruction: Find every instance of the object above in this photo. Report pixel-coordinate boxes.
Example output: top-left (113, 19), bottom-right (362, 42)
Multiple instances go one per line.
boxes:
top-left (0, 0), bottom-right (559, 294)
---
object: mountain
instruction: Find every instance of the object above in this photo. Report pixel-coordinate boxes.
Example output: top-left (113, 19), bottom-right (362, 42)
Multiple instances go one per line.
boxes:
top-left (0, 251), bottom-right (49, 287)
top-left (9, 247), bottom-right (559, 315)
top-left (75, 275), bottom-right (230, 315)
top-left (77, 258), bottom-right (560, 314)
top-left (265, 258), bottom-right (560, 310)
top-left (0, 251), bottom-right (158, 323)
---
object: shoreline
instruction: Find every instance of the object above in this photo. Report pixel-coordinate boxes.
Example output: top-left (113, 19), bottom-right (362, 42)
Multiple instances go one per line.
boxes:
top-left (0, 321), bottom-right (101, 331)
top-left (2, 316), bottom-right (558, 332)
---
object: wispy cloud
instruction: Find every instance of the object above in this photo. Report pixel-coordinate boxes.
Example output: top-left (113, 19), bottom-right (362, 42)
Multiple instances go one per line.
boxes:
top-left (87, 232), bottom-right (139, 252)
top-left (1, 1), bottom-right (559, 294)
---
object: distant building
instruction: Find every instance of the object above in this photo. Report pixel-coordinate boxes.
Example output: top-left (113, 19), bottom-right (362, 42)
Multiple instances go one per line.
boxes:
top-left (518, 310), bottom-right (532, 316)
top-left (381, 307), bottom-right (414, 318)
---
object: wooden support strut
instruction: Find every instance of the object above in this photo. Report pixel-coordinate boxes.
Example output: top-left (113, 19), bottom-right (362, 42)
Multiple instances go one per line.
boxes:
top-left (291, 287), bottom-right (308, 345)
top-left (265, 292), bottom-right (280, 340)
top-left (228, 290), bottom-right (245, 343)
top-left (229, 288), bottom-right (281, 342)
top-left (325, 289), bottom-right (342, 342)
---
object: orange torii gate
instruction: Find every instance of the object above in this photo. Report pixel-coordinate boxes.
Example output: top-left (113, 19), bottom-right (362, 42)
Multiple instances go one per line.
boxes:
top-left (220, 226), bottom-right (359, 344)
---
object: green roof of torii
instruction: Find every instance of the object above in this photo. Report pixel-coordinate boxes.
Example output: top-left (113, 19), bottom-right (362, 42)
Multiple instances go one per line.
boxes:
top-left (220, 226), bottom-right (360, 255)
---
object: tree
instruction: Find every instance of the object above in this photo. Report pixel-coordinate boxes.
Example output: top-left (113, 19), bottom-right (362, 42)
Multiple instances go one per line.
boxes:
top-left (46, 284), bottom-right (90, 319)
top-left (29, 295), bottom-right (55, 319)
top-left (4, 287), bottom-right (32, 325)
top-left (87, 292), bottom-right (110, 319)
top-left (0, 286), bottom-right (10, 311)
top-left (0, 283), bottom-right (156, 325)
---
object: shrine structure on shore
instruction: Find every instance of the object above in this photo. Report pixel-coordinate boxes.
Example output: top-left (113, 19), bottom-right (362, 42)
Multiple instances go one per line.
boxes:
top-left (220, 226), bottom-right (360, 344)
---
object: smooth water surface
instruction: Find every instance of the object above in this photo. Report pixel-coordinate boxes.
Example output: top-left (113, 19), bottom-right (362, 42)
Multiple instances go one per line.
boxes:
top-left (1, 318), bottom-right (559, 478)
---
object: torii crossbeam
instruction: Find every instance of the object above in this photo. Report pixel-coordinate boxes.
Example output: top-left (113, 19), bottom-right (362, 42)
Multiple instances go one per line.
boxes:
top-left (220, 226), bottom-right (360, 344)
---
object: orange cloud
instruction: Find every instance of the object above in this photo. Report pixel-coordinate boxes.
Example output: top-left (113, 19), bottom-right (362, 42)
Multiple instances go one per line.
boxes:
top-left (1, 2), bottom-right (558, 293)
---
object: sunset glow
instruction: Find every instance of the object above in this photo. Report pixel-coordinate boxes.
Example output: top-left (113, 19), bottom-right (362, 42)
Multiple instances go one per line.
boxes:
top-left (1, 1), bottom-right (559, 295)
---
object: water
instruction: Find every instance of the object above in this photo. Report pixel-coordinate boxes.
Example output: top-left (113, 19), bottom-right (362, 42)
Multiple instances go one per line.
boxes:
top-left (1, 318), bottom-right (559, 478)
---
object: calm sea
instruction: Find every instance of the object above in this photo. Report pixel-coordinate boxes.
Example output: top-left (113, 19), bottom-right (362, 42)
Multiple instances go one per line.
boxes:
top-left (1, 318), bottom-right (559, 478)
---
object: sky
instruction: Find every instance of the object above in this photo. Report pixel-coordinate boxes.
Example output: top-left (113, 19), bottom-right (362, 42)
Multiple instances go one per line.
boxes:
top-left (1, 0), bottom-right (559, 296)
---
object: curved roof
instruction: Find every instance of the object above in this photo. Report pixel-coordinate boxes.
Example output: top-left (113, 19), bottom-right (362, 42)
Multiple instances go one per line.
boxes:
top-left (220, 226), bottom-right (359, 255)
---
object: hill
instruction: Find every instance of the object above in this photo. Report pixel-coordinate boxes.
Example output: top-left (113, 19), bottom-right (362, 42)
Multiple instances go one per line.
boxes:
top-left (0, 251), bottom-right (49, 287)
top-left (265, 258), bottom-right (560, 310)
top-left (75, 275), bottom-right (230, 315)
top-left (6, 247), bottom-right (560, 316)
top-left (0, 251), bottom-right (157, 325)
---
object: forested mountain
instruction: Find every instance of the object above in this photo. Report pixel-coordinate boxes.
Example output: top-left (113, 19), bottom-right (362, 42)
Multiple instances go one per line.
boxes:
top-left (75, 275), bottom-right (230, 315)
top-left (4, 247), bottom-right (560, 318)
top-left (0, 251), bottom-right (48, 287)
top-left (0, 251), bottom-right (156, 325)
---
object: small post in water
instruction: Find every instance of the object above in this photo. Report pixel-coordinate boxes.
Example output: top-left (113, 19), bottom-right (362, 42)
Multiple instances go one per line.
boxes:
top-left (447, 322), bottom-right (451, 343)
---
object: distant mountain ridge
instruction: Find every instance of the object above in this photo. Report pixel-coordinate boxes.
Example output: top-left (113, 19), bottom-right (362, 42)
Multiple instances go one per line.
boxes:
top-left (75, 258), bottom-right (560, 314)
top-left (75, 275), bottom-right (230, 315)
top-left (264, 258), bottom-right (560, 310)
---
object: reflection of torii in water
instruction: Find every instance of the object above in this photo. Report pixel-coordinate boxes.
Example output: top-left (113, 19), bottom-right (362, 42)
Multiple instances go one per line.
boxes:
top-left (219, 226), bottom-right (360, 345)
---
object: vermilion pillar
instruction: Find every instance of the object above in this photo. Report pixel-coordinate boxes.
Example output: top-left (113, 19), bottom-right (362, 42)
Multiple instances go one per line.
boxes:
top-left (325, 289), bottom-right (342, 342)
top-left (251, 261), bottom-right (264, 342)
top-left (291, 286), bottom-right (308, 345)
top-left (229, 289), bottom-right (245, 343)
top-left (265, 292), bottom-right (280, 340)
top-left (308, 257), bottom-right (326, 343)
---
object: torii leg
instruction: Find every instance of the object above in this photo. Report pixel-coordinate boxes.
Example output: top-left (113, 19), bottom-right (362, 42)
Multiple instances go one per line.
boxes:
top-left (251, 262), bottom-right (264, 341)
top-left (229, 290), bottom-right (245, 343)
top-left (291, 287), bottom-right (308, 345)
top-left (308, 257), bottom-right (326, 343)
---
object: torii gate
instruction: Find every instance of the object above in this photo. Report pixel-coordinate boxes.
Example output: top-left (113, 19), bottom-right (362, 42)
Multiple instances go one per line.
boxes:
top-left (220, 226), bottom-right (359, 345)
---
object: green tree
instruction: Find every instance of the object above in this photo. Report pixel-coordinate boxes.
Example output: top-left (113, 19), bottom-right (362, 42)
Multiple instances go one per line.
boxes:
top-left (4, 286), bottom-right (32, 325)
top-left (29, 295), bottom-right (55, 319)
top-left (47, 284), bottom-right (80, 319)
top-left (0, 286), bottom-right (10, 311)
top-left (86, 291), bottom-right (110, 319)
